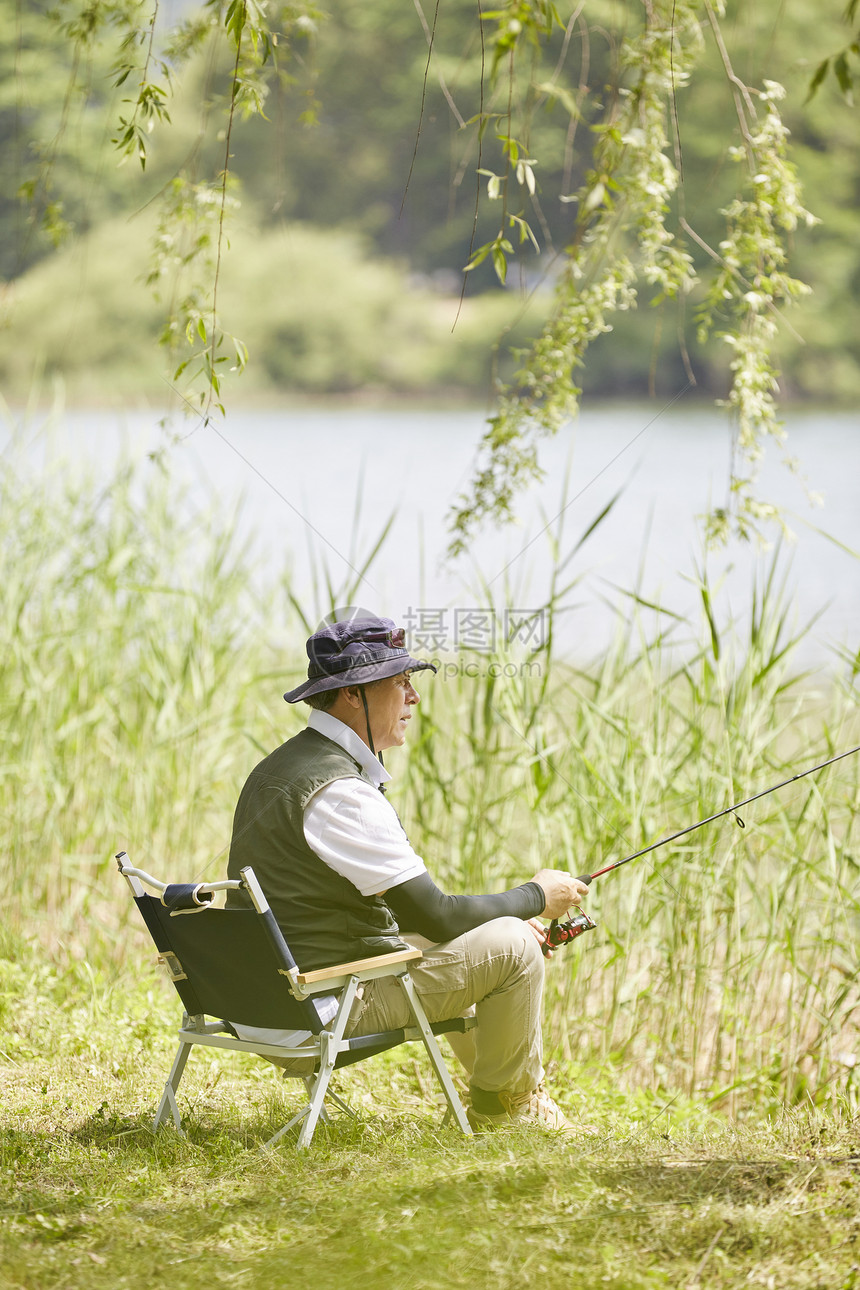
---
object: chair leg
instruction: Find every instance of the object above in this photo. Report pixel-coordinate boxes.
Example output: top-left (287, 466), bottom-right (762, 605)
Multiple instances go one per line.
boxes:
top-left (322, 1088), bottom-right (355, 1118)
top-left (299, 1077), bottom-right (353, 1121)
top-left (262, 1104), bottom-right (312, 1149)
top-left (262, 1050), bottom-right (338, 1151)
top-left (154, 1039), bottom-right (193, 1134)
top-left (396, 973), bottom-right (473, 1136)
top-left (265, 976), bottom-right (361, 1151)
top-left (296, 1051), bottom-right (335, 1149)
top-left (302, 1075), bottom-right (332, 1124)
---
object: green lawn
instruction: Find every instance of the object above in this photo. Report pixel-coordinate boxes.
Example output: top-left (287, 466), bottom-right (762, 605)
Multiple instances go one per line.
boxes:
top-left (2, 970), bottom-right (859, 1290)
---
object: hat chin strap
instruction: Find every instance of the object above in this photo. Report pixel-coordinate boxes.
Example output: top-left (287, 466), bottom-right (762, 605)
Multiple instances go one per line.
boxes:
top-left (359, 686), bottom-right (386, 792)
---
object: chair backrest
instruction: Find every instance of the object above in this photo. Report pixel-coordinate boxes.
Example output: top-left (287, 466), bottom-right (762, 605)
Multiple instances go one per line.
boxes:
top-left (132, 890), bottom-right (323, 1034)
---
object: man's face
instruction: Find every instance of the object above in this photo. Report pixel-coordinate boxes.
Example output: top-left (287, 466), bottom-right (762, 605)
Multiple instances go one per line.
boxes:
top-left (366, 671), bottom-right (420, 751)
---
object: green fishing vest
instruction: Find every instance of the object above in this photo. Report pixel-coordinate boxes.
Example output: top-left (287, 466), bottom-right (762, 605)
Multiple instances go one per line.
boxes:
top-left (226, 727), bottom-right (407, 972)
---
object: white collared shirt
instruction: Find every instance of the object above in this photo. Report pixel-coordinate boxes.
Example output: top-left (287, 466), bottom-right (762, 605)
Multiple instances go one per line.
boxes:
top-left (230, 709), bottom-right (425, 1051)
top-left (303, 709), bottom-right (427, 896)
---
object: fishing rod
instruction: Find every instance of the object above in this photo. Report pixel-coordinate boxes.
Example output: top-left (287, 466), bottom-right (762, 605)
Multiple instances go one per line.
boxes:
top-left (543, 742), bottom-right (860, 954)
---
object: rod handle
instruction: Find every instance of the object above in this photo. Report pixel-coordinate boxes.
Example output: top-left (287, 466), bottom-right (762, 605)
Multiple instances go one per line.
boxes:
top-left (575, 873), bottom-right (593, 886)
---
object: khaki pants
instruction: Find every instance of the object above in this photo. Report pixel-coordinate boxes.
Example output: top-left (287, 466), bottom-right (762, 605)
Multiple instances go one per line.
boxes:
top-left (348, 916), bottom-right (545, 1095)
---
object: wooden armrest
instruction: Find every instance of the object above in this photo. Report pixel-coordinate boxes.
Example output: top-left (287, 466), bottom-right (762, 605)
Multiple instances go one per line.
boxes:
top-left (295, 947), bottom-right (422, 985)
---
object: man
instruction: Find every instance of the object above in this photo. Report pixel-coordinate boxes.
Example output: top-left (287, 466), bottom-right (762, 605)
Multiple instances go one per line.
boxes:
top-left (227, 614), bottom-right (588, 1131)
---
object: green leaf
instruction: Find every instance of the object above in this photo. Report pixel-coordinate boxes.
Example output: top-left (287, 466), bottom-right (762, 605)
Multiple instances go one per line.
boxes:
top-left (516, 161), bottom-right (536, 195)
top-left (583, 182), bottom-right (606, 214)
top-left (532, 81), bottom-right (581, 119)
top-left (491, 238), bottom-right (513, 285)
top-left (225, 0), bottom-right (246, 44)
top-left (508, 214), bottom-right (540, 252)
top-left (478, 169), bottom-right (502, 200)
top-left (834, 52), bottom-right (855, 101)
top-left (464, 242), bottom-right (492, 272)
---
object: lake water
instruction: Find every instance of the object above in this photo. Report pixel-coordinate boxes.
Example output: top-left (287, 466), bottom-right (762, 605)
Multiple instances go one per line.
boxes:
top-left (9, 401), bottom-right (860, 667)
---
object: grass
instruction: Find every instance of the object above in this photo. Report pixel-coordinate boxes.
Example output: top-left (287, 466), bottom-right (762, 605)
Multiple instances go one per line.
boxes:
top-left (3, 964), bottom-right (860, 1290)
top-left (398, 550), bottom-right (860, 1113)
top-left (2, 422), bottom-right (860, 1287)
top-left (3, 950), bottom-right (860, 1290)
top-left (2, 423), bottom-right (859, 1108)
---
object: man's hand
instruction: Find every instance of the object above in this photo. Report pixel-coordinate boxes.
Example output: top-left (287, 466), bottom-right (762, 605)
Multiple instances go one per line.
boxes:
top-left (525, 916), bottom-right (552, 955)
top-left (531, 869), bottom-right (589, 920)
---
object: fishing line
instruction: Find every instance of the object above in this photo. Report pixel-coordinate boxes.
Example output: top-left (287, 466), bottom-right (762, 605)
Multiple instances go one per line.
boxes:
top-left (159, 380), bottom-right (378, 595)
top-left (490, 704), bottom-right (683, 899)
top-left (577, 742), bottom-right (860, 884)
top-left (487, 378), bottom-right (695, 587)
top-left (543, 741), bottom-right (860, 953)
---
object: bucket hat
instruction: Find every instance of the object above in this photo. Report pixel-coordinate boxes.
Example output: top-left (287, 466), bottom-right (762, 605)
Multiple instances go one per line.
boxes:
top-left (283, 615), bottom-right (437, 703)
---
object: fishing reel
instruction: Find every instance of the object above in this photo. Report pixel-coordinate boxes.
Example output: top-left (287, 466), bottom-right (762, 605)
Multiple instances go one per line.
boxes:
top-left (541, 910), bottom-right (597, 957)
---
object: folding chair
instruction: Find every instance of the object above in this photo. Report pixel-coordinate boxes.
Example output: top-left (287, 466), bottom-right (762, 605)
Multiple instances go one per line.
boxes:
top-left (116, 852), bottom-right (473, 1149)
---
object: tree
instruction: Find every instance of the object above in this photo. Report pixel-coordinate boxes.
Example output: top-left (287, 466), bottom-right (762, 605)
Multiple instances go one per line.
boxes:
top-left (6, 0), bottom-right (844, 547)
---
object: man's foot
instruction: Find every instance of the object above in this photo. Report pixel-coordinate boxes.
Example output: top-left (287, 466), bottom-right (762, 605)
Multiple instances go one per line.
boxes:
top-left (467, 1083), bottom-right (573, 1133)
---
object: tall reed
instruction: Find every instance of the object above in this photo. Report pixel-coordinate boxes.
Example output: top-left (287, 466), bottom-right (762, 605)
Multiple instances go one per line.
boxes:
top-left (2, 438), bottom-right (279, 947)
top-left (3, 434), bottom-right (858, 1111)
top-left (400, 548), bottom-right (860, 1113)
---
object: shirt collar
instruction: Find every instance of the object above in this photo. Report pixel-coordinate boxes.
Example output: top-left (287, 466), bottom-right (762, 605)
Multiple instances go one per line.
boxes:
top-left (307, 709), bottom-right (392, 788)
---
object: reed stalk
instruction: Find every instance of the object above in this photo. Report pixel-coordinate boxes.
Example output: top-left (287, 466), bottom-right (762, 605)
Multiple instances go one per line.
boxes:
top-left (2, 435), bottom-right (858, 1111)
